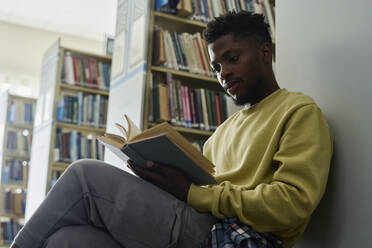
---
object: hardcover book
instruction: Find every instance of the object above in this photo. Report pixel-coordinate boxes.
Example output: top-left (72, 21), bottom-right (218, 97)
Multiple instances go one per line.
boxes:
top-left (98, 115), bottom-right (216, 185)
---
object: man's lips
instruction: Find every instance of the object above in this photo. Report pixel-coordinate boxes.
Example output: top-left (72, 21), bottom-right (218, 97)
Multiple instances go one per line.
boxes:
top-left (224, 80), bottom-right (241, 95)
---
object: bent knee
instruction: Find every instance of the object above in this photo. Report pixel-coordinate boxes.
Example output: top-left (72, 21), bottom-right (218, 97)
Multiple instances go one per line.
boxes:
top-left (68, 159), bottom-right (106, 172)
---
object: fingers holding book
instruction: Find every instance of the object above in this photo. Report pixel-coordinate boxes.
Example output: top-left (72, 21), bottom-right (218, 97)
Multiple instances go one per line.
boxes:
top-left (127, 159), bottom-right (192, 202)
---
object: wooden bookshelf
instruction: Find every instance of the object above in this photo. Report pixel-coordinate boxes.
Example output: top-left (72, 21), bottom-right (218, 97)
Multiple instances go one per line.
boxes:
top-left (0, 92), bottom-right (35, 243)
top-left (151, 65), bottom-right (218, 83)
top-left (25, 40), bottom-right (112, 219)
top-left (59, 83), bottom-right (110, 96)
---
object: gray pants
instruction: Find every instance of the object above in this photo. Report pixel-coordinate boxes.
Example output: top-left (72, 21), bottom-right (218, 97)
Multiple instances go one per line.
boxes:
top-left (13, 159), bottom-right (217, 248)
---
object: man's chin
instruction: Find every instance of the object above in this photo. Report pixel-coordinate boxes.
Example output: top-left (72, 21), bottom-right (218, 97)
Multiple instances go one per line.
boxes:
top-left (232, 95), bottom-right (251, 106)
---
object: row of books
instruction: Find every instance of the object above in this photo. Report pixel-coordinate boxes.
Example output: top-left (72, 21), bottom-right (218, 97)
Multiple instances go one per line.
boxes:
top-left (6, 130), bottom-right (32, 156)
top-left (53, 128), bottom-right (105, 163)
top-left (0, 218), bottom-right (23, 244)
top-left (7, 100), bottom-right (35, 124)
top-left (192, 0), bottom-right (275, 37)
top-left (3, 189), bottom-right (26, 215)
top-left (2, 159), bottom-right (29, 185)
top-left (152, 26), bottom-right (214, 77)
top-left (62, 52), bottom-right (111, 91)
top-left (56, 92), bottom-right (108, 128)
top-left (149, 73), bottom-right (236, 131)
top-left (155, 0), bottom-right (275, 41)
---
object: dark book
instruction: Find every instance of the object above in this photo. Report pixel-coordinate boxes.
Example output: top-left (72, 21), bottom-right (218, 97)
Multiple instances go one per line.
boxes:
top-left (98, 115), bottom-right (216, 185)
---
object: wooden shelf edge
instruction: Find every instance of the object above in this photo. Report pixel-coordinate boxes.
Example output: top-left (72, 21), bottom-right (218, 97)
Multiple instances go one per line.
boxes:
top-left (153, 11), bottom-right (207, 28)
top-left (61, 47), bottom-right (112, 60)
top-left (8, 94), bottom-right (36, 102)
top-left (52, 161), bottom-right (70, 169)
top-left (147, 122), bottom-right (213, 136)
top-left (59, 83), bottom-right (109, 95)
top-left (3, 153), bottom-right (30, 160)
top-left (0, 213), bottom-right (25, 219)
top-left (1, 183), bottom-right (27, 190)
top-left (56, 122), bottom-right (106, 133)
top-left (6, 122), bottom-right (33, 129)
top-left (151, 66), bottom-right (218, 83)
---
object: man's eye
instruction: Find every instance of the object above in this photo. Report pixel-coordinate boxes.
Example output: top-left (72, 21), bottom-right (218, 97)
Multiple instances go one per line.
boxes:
top-left (229, 55), bottom-right (239, 63)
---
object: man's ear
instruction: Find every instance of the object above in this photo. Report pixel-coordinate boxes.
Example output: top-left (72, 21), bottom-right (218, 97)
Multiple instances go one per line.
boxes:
top-left (260, 42), bottom-right (272, 64)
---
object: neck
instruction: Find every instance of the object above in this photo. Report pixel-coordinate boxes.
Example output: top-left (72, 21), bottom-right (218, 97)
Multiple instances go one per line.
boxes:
top-left (251, 70), bottom-right (279, 106)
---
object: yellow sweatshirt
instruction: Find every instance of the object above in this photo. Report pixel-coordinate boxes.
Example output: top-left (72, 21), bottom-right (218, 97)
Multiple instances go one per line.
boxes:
top-left (187, 89), bottom-right (333, 247)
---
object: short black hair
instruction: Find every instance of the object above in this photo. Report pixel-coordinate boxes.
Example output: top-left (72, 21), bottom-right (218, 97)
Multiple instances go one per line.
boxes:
top-left (203, 11), bottom-right (272, 46)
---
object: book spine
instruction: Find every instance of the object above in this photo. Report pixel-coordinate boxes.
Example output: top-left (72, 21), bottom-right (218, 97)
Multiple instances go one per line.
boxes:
top-left (193, 34), bottom-right (207, 75)
top-left (148, 74), bottom-right (154, 122)
top-left (210, 90), bottom-right (217, 130)
top-left (152, 74), bottom-right (160, 122)
top-left (158, 83), bottom-right (171, 122)
top-left (200, 88), bottom-right (209, 131)
top-left (215, 93), bottom-right (222, 126)
top-left (72, 57), bottom-right (78, 85)
top-left (64, 52), bottom-right (75, 85)
top-left (205, 89), bottom-right (214, 130)
top-left (181, 86), bottom-right (190, 128)
top-left (189, 88), bottom-right (198, 128)
top-left (175, 80), bottom-right (184, 126)
top-left (220, 92), bottom-right (228, 122)
top-left (162, 29), bottom-right (172, 69)
top-left (170, 32), bottom-right (184, 71)
top-left (166, 73), bottom-right (177, 125)
top-left (175, 32), bottom-right (189, 72)
top-left (195, 89), bottom-right (205, 129)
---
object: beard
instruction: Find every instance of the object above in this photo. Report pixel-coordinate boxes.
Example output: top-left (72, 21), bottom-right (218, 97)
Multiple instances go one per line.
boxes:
top-left (232, 93), bottom-right (252, 106)
top-left (226, 85), bottom-right (257, 106)
top-left (229, 77), bottom-right (263, 106)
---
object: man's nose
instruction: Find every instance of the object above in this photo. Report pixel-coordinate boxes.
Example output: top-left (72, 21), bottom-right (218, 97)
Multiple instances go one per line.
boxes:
top-left (219, 64), bottom-right (233, 81)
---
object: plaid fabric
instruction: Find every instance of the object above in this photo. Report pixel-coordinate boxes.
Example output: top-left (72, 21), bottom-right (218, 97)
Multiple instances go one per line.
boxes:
top-left (204, 218), bottom-right (285, 248)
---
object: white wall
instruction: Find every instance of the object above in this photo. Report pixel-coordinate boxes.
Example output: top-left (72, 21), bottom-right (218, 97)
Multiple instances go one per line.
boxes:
top-left (0, 21), bottom-right (105, 97)
top-left (277, 1), bottom-right (372, 247)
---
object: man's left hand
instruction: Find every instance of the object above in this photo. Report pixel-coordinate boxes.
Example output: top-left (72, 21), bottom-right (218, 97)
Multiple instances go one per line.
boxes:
top-left (127, 160), bottom-right (192, 202)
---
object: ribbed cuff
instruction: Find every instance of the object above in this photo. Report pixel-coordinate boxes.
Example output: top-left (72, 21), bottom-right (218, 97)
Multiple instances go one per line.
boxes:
top-left (187, 184), bottom-right (215, 213)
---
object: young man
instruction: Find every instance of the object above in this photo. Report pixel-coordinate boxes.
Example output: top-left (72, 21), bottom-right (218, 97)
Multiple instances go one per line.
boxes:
top-left (12, 11), bottom-right (332, 248)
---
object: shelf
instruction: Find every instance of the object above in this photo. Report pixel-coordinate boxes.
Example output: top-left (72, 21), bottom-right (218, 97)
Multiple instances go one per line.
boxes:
top-left (59, 83), bottom-right (109, 96)
top-left (62, 47), bottom-right (112, 61)
top-left (6, 122), bottom-right (33, 129)
top-left (0, 212), bottom-right (24, 219)
top-left (56, 122), bottom-right (106, 133)
top-left (147, 122), bottom-right (213, 136)
top-left (154, 11), bottom-right (207, 28)
top-left (3, 153), bottom-right (30, 160)
top-left (151, 66), bottom-right (218, 83)
top-left (1, 183), bottom-right (27, 190)
top-left (8, 94), bottom-right (35, 102)
top-left (52, 161), bottom-right (70, 170)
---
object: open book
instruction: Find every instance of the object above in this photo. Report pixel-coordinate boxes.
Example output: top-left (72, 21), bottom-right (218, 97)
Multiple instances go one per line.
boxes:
top-left (98, 115), bottom-right (216, 185)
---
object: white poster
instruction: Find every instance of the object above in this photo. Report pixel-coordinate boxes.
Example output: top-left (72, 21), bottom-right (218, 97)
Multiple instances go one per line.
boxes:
top-left (129, 15), bottom-right (146, 68)
top-left (111, 32), bottom-right (126, 80)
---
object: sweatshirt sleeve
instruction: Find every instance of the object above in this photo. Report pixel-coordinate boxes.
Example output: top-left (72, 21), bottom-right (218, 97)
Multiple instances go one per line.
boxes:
top-left (187, 104), bottom-right (333, 232)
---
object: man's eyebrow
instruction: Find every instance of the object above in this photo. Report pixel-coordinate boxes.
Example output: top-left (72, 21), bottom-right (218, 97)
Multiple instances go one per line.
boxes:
top-left (210, 48), bottom-right (240, 67)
